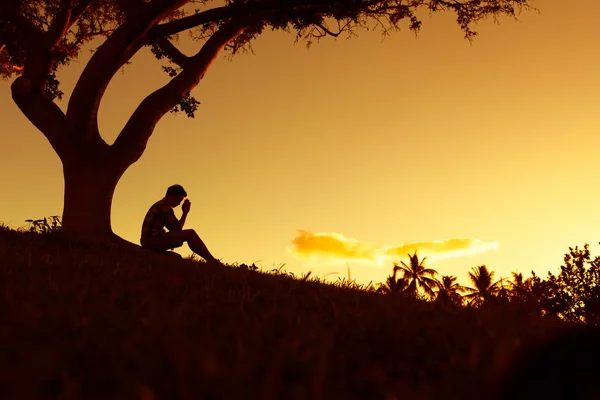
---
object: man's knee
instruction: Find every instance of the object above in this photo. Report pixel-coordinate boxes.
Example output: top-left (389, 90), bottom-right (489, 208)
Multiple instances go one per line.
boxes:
top-left (181, 229), bottom-right (198, 240)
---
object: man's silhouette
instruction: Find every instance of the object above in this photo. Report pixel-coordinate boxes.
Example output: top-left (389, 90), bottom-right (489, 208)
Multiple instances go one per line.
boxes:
top-left (140, 184), bottom-right (218, 262)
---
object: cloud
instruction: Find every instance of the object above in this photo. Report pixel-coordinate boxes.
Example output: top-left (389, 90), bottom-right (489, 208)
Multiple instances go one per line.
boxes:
top-left (289, 230), bottom-right (499, 264)
top-left (383, 238), bottom-right (499, 261)
top-left (290, 230), bottom-right (378, 261)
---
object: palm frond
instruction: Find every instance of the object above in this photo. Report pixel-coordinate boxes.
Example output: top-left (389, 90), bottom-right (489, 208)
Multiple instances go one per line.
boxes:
top-left (421, 268), bottom-right (438, 276)
top-left (462, 287), bottom-right (478, 295)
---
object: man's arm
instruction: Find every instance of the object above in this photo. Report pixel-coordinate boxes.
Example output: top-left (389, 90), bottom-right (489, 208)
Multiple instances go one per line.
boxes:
top-left (164, 204), bottom-right (182, 232)
top-left (179, 211), bottom-right (188, 229)
top-left (179, 199), bottom-right (191, 229)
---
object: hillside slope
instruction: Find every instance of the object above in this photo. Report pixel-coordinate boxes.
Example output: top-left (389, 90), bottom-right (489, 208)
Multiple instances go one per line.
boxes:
top-left (0, 227), bottom-right (565, 399)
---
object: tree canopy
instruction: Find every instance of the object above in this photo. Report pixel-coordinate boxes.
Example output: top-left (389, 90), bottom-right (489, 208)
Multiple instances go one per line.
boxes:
top-left (0, 0), bottom-right (534, 102)
top-left (463, 265), bottom-right (499, 307)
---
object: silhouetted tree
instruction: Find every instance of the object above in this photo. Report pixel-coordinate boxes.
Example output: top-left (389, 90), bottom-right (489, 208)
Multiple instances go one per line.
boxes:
top-left (517, 270), bottom-right (556, 316)
top-left (495, 277), bottom-right (511, 304)
top-left (539, 244), bottom-right (600, 325)
top-left (508, 271), bottom-right (525, 290)
top-left (0, 0), bottom-right (535, 241)
top-left (376, 264), bottom-right (408, 295)
top-left (464, 265), bottom-right (499, 307)
top-left (434, 275), bottom-right (465, 307)
top-left (396, 251), bottom-right (438, 298)
top-left (506, 271), bottom-right (535, 304)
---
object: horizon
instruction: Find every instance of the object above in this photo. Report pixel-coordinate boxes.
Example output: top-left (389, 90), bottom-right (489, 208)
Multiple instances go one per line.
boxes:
top-left (2, 0), bottom-right (600, 287)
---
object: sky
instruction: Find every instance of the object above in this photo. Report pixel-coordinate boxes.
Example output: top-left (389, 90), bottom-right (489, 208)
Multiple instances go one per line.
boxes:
top-left (2, 0), bottom-right (600, 288)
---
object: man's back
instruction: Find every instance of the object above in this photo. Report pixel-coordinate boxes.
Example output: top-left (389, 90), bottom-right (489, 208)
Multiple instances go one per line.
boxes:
top-left (140, 198), bottom-right (181, 246)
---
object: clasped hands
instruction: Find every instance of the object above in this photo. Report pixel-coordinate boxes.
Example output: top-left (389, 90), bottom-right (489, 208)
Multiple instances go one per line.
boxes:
top-left (182, 198), bottom-right (191, 214)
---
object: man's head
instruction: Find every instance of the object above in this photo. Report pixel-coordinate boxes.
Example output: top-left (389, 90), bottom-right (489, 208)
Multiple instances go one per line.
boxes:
top-left (164, 184), bottom-right (187, 207)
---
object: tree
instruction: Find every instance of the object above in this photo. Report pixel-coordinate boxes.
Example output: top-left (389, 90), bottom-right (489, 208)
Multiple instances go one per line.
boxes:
top-left (434, 275), bottom-right (465, 306)
top-left (508, 271), bottom-right (525, 291)
top-left (506, 271), bottom-right (533, 303)
top-left (396, 251), bottom-right (438, 298)
top-left (464, 264), bottom-right (499, 307)
top-left (376, 264), bottom-right (408, 295)
top-left (540, 244), bottom-right (600, 325)
top-left (0, 0), bottom-right (535, 241)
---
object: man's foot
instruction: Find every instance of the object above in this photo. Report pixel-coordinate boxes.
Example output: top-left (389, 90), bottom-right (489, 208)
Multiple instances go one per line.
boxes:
top-left (192, 253), bottom-right (222, 265)
top-left (207, 257), bottom-right (224, 266)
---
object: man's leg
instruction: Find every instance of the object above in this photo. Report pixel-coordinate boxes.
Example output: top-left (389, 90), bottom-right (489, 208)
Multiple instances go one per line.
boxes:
top-left (142, 234), bottom-right (185, 252)
top-left (146, 230), bottom-right (218, 262)
top-left (183, 229), bottom-right (218, 263)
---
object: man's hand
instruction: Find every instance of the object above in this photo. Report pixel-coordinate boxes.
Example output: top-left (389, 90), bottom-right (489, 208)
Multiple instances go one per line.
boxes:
top-left (182, 199), bottom-right (191, 214)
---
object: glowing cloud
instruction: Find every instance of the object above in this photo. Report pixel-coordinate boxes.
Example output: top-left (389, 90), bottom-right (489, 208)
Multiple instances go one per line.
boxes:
top-left (382, 238), bottom-right (500, 261)
top-left (289, 230), bottom-right (499, 264)
top-left (290, 230), bottom-right (378, 261)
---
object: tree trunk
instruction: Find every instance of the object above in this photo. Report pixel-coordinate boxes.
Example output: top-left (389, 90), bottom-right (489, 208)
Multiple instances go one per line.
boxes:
top-left (61, 159), bottom-right (124, 241)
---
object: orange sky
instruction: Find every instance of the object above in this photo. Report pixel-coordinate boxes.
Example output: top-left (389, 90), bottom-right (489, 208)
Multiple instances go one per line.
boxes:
top-left (2, 0), bottom-right (600, 287)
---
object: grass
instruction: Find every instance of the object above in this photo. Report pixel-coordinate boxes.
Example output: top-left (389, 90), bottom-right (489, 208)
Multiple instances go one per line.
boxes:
top-left (0, 224), bottom-right (570, 399)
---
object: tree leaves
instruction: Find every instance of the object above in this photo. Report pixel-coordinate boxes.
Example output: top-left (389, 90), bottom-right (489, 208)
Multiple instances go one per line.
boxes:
top-left (169, 91), bottom-right (200, 118)
top-left (2, 0), bottom-right (534, 107)
top-left (538, 243), bottom-right (600, 325)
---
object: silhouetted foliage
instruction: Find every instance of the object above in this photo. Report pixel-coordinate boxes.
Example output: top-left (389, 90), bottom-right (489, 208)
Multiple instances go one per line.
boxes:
top-left (501, 271), bottom-right (544, 311)
top-left (376, 264), bottom-right (409, 295)
top-left (434, 275), bottom-right (465, 307)
top-left (493, 277), bottom-right (512, 306)
top-left (396, 251), bottom-right (438, 298)
top-left (507, 272), bottom-right (525, 300)
top-left (25, 215), bottom-right (62, 234)
top-left (238, 262), bottom-right (260, 271)
top-left (536, 244), bottom-right (600, 325)
top-left (464, 265), bottom-right (500, 307)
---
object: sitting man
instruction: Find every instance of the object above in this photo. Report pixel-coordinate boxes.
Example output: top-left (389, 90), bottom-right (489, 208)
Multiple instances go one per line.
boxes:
top-left (140, 184), bottom-right (218, 263)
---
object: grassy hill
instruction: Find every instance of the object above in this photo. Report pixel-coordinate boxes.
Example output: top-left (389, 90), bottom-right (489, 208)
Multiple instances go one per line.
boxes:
top-left (0, 225), bottom-right (569, 399)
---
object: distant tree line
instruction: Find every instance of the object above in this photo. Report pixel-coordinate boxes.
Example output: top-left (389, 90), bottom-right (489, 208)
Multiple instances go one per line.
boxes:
top-left (376, 244), bottom-right (600, 326)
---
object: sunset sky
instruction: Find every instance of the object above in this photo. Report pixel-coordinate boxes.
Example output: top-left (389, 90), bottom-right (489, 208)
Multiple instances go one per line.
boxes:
top-left (2, 0), bottom-right (600, 287)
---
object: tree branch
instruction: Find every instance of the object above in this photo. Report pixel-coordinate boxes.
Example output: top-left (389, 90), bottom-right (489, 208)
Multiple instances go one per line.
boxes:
top-left (46, 0), bottom-right (94, 46)
top-left (22, 10), bottom-right (52, 31)
top-left (71, 28), bottom-right (116, 46)
top-left (1, 2), bottom-right (57, 101)
top-left (70, 0), bottom-right (94, 24)
top-left (46, 0), bottom-right (74, 46)
top-left (151, 6), bottom-right (230, 37)
top-left (116, 0), bottom-right (146, 17)
top-left (66, 0), bottom-right (190, 141)
top-left (316, 22), bottom-right (341, 37)
top-left (150, 1), bottom-right (344, 38)
top-left (0, 2), bottom-right (46, 50)
top-left (11, 76), bottom-right (70, 158)
top-left (111, 18), bottom-right (248, 167)
top-left (152, 36), bottom-right (190, 68)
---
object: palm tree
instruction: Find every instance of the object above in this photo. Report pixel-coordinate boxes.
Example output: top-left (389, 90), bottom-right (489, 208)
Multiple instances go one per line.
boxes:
top-left (464, 265), bottom-right (499, 307)
top-left (435, 275), bottom-right (466, 306)
top-left (377, 265), bottom-right (409, 294)
top-left (508, 271), bottom-right (532, 303)
top-left (495, 277), bottom-right (511, 302)
top-left (509, 271), bottom-right (533, 294)
top-left (509, 272), bottom-right (525, 288)
top-left (396, 251), bottom-right (438, 298)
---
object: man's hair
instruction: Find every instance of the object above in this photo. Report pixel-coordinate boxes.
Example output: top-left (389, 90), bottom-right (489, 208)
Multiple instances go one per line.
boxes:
top-left (166, 184), bottom-right (187, 197)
